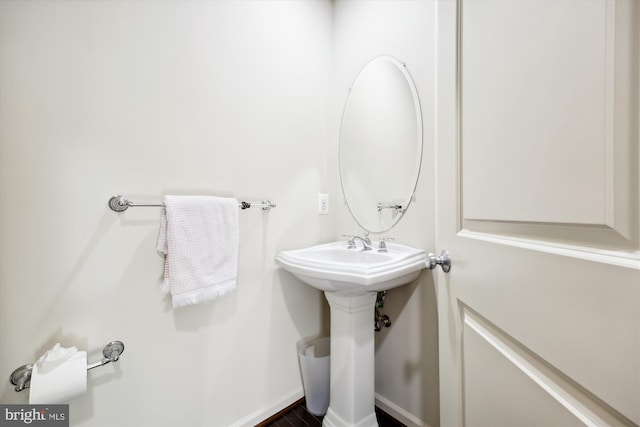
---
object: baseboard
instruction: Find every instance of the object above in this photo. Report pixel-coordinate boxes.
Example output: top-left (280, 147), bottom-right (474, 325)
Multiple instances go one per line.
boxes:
top-left (232, 389), bottom-right (429, 427)
top-left (375, 393), bottom-right (431, 427)
top-left (230, 388), bottom-right (304, 427)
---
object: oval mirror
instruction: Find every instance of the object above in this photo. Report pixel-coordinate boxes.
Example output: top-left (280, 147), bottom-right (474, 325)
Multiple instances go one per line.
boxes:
top-left (339, 56), bottom-right (423, 233)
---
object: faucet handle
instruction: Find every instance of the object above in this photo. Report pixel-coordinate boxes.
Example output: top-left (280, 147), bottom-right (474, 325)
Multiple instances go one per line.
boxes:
top-left (341, 234), bottom-right (356, 249)
top-left (377, 236), bottom-right (394, 252)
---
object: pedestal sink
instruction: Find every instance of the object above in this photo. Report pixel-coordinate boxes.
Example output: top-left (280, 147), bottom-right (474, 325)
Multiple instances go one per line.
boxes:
top-left (276, 241), bottom-right (426, 427)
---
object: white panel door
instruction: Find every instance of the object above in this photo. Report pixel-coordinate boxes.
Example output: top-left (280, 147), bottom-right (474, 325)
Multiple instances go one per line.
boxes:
top-left (436, 1), bottom-right (640, 426)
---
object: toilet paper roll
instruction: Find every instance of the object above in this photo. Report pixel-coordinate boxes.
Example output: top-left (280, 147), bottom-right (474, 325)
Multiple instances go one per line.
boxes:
top-left (29, 350), bottom-right (87, 404)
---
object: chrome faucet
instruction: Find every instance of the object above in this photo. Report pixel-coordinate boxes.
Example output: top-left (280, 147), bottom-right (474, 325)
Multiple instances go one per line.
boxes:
top-left (343, 233), bottom-right (372, 251)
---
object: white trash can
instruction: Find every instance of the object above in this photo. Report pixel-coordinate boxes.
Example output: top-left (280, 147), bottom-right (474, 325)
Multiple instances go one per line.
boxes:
top-left (298, 337), bottom-right (330, 416)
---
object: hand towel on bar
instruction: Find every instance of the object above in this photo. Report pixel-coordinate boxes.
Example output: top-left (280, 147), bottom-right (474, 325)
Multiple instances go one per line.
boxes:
top-left (157, 195), bottom-right (239, 308)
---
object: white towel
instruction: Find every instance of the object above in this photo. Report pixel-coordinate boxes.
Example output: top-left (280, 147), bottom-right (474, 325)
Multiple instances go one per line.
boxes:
top-left (157, 195), bottom-right (239, 308)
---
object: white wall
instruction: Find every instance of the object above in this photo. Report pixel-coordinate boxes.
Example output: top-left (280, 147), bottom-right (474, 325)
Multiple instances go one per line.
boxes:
top-left (332, 2), bottom-right (439, 427)
top-left (0, 1), bottom-right (440, 426)
top-left (0, 1), bottom-right (333, 426)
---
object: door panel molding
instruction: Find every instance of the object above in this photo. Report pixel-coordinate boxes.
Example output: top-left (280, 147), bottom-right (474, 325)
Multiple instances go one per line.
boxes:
top-left (464, 218), bottom-right (638, 249)
top-left (457, 0), bottom-right (639, 254)
top-left (462, 306), bottom-right (637, 427)
top-left (459, 228), bottom-right (639, 269)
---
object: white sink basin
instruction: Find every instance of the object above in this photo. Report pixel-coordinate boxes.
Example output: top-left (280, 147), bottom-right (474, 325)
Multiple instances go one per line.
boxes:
top-left (275, 241), bottom-right (426, 295)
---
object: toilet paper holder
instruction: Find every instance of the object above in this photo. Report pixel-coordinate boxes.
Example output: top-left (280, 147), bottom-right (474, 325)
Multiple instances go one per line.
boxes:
top-left (9, 340), bottom-right (125, 392)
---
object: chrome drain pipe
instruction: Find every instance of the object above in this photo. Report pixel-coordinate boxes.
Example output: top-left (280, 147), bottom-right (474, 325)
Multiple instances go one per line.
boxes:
top-left (374, 291), bottom-right (392, 331)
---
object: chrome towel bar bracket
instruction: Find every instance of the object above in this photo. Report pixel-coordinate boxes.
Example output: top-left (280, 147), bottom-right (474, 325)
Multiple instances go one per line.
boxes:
top-left (108, 195), bottom-right (276, 212)
top-left (9, 341), bottom-right (125, 392)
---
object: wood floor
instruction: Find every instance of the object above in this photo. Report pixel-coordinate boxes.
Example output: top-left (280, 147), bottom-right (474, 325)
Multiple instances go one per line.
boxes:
top-left (257, 399), bottom-right (406, 427)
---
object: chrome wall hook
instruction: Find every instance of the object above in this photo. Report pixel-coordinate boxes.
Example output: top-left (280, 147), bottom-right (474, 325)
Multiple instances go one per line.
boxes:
top-left (427, 250), bottom-right (451, 273)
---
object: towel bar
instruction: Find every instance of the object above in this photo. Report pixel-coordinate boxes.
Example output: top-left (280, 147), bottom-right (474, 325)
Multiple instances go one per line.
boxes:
top-left (9, 341), bottom-right (125, 392)
top-left (108, 195), bottom-right (276, 212)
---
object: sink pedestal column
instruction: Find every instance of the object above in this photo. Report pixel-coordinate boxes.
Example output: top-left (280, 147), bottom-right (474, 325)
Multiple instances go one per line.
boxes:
top-left (323, 292), bottom-right (379, 427)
